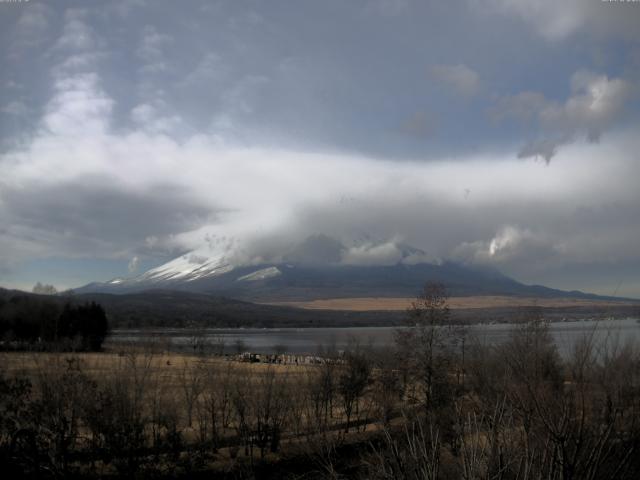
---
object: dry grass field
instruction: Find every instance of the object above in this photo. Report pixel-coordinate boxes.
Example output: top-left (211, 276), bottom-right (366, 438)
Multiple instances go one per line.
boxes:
top-left (0, 350), bottom-right (301, 375)
top-left (0, 348), bottom-right (355, 476)
top-left (2, 323), bottom-right (640, 479)
top-left (267, 295), bottom-right (638, 311)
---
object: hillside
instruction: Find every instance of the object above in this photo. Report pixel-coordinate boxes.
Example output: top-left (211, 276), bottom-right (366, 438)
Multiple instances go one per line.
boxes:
top-left (3, 287), bottom-right (637, 330)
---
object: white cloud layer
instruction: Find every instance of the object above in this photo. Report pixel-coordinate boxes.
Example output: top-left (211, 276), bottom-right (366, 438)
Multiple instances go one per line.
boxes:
top-left (2, 69), bottom-right (639, 285)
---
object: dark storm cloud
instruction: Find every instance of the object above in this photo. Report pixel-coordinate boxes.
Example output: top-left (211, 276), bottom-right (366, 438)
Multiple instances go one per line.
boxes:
top-left (0, 178), bottom-right (219, 258)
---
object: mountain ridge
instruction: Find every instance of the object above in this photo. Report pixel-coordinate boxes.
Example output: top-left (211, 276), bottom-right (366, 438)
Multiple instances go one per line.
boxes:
top-left (71, 235), bottom-right (637, 303)
top-left (74, 261), bottom-right (635, 304)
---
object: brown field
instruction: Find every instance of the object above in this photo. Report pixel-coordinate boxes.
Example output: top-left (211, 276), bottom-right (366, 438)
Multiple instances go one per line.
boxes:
top-left (0, 349), bottom-right (308, 380)
top-left (0, 349), bottom-right (361, 476)
top-left (3, 336), bottom-right (640, 478)
top-left (266, 295), bottom-right (638, 311)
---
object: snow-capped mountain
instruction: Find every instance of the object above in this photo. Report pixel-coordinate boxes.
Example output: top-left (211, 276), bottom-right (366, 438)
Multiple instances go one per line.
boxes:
top-left (75, 234), bottom-right (610, 302)
top-left (135, 254), bottom-right (235, 284)
top-left (78, 235), bottom-right (428, 292)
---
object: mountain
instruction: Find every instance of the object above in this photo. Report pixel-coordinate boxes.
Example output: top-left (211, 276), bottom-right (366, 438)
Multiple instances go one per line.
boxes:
top-left (74, 235), bottom-right (628, 303)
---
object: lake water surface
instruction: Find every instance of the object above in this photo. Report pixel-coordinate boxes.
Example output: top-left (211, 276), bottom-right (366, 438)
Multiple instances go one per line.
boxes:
top-left (108, 317), bottom-right (640, 357)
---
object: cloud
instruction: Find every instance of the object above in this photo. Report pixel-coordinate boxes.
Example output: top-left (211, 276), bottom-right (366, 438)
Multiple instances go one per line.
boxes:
top-left (516, 136), bottom-right (570, 164)
top-left (490, 91), bottom-right (547, 123)
top-left (16, 4), bottom-right (50, 34)
top-left (220, 75), bottom-right (270, 116)
top-left (340, 239), bottom-right (433, 266)
top-left (5, 80), bottom-right (22, 90)
top-left (453, 225), bottom-right (557, 265)
top-left (137, 25), bottom-right (173, 74)
top-left (22, 7), bottom-right (112, 141)
top-left (0, 179), bottom-right (218, 261)
top-left (560, 71), bottom-right (631, 141)
top-left (42, 72), bottom-right (113, 136)
top-left (491, 70), bottom-right (633, 162)
top-left (485, 0), bottom-right (640, 41)
top-left (130, 102), bottom-right (184, 134)
top-left (431, 64), bottom-right (480, 97)
top-left (128, 256), bottom-right (140, 273)
top-left (108, 0), bottom-right (148, 18)
top-left (180, 53), bottom-right (228, 86)
top-left (400, 111), bottom-right (438, 137)
top-left (1, 0), bottom-right (639, 296)
top-left (1, 101), bottom-right (29, 116)
top-left (485, 0), bottom-right (586, 41)
top-left (2, 94), bottom-right (640, 291)
top-left (9, 3), bottom-right (54, 53)
top-left (54, 9), bottom-right (97, 52)
top-left (341, 241), bottom-right (405, 266)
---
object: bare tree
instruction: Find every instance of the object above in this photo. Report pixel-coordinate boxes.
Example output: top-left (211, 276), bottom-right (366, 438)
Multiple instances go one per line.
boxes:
top-left (338, 349), bottom-right (371, 433)
top-left (251, 366), bottom-right (291, 457)
top-left (368, 416), bottom-right (441, 480)
top-left (196, 361), bottom-right (235, 451)
top-left (179, 359), bottom-right (204, 428)
top-left (395, 282), bottom-right (455, 412)
top-left (373, 361), bottom-right (402, 426)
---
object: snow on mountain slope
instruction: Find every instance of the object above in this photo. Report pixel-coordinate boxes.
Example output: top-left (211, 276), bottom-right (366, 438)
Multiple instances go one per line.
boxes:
top-left (132, 235), bottom-right (428, 285)
top-left (74, 233), bottom-right (626, 302)
top-left (237, 266), bottom-right (282, 282)
top-left (109, 235), bottom-right (246, 287)
top-left (77, 235), bottom-right (437, 293)
top-left (135, 253), bottom-right (234, 283)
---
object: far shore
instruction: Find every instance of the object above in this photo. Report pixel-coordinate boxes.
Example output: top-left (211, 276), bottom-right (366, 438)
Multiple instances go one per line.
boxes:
top-left (263, 295), bottom-right (640, 312)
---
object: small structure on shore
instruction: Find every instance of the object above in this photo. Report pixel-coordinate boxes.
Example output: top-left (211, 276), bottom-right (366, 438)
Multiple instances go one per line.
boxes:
top-left (233, 352), bottom-right (340, 365)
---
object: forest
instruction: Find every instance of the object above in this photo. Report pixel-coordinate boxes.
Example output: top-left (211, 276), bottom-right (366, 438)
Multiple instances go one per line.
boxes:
top-left (0, 293), bottom-right (109, 351)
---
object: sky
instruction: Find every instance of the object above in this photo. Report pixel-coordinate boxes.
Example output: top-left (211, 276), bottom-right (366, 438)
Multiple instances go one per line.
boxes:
top-left (1, 0), bottom-right (639, 297)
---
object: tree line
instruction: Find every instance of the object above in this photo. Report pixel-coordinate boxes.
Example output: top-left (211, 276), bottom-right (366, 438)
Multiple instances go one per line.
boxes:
top-left (0, 293), bottom-right (108, 351)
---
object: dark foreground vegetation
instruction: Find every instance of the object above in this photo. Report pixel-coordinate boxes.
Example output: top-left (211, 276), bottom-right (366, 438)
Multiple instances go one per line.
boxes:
top-left (1, 283), bottom-right (639, 479)
top-left (0, 292), bottom-right (108, 351)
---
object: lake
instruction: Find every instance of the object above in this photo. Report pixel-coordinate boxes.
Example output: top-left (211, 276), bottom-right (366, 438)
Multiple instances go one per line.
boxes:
top-left (107, 317), bottom-right (640, 357)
